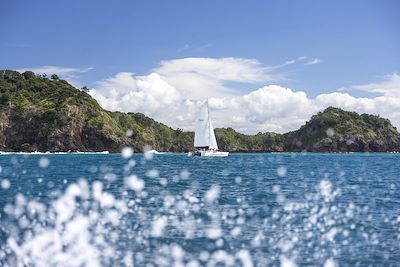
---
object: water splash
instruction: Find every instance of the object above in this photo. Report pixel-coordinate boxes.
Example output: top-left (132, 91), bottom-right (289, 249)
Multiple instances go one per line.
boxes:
top-left (0, 154), bottom-right (399, 266)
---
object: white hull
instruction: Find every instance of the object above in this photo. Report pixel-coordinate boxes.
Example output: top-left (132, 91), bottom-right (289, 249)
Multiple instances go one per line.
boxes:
top-left (188, 150), bottom-right (229, 157)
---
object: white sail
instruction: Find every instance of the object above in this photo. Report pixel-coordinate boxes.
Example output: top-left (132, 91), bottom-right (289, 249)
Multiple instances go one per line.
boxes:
top-left (208, 119), bottom-right (218, 150)
top-left (194, 101), bottom-right (210, 148)
top-left (190, 99), bottom-right (228, 157)
top-left (194, 100), bottom-right (218, 149)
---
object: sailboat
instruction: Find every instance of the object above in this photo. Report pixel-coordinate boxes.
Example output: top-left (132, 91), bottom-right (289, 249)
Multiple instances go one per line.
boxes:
top-left (188, 100), bottom-right (229, 157)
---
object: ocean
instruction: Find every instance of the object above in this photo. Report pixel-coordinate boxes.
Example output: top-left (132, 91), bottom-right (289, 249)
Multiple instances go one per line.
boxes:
top-left (0, 152), bottom-right (399, 266)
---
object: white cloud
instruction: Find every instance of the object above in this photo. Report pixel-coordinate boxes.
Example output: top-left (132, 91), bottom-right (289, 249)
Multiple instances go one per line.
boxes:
top-left (16, 66), bottom-right (93, 88)
top-left (315, 92), bottom-right (376, 113)
top-left (17, 66), bottom-right (92, 76)
top-left (270, 60), bottom-right (296, 69)
top-left (305, 58), bottom-right (322, 65)
top-left (91, 58), bottom-right (400, 134)
top-left (153, 57), bottom-right (280, 99)
top-left (91, 72), bottom-right (187, 125)
top-left (239, 86), bottom-right (317, 132)
top-left (92, 57), bottom-right (293, 131)
top-left (352, 73), bottom-right (400, 97)
top-left (155, 57), bottom-right (268, 83)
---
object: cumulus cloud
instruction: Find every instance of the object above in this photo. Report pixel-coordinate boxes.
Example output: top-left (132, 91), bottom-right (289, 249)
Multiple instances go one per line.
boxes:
top-left (91, 58), bottom-right (400, 134)
top-left (239, 86), bottom-right (317, 132)
top-left (90, 72), bottom-right (194, 127)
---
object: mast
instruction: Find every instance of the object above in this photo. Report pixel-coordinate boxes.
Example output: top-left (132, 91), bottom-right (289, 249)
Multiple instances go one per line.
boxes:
top-left (207, 99), bottom-right (211, 148)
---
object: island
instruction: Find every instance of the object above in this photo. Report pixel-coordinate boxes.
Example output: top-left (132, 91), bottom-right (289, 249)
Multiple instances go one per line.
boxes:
top-left (1, 70), bottom-right (399, 153)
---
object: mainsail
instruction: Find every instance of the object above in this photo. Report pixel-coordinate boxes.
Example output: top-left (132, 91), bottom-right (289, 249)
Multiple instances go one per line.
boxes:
top-left (194, 100), bottom-right (218, 150)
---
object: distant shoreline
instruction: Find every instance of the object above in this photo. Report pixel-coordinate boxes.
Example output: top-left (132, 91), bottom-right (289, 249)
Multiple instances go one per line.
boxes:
top-left (1, 150), bottom-right (399, 155)
top-left (1, 71), bottom-right (400, 153)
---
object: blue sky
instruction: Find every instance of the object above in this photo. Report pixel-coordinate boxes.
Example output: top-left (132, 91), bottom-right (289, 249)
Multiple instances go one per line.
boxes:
top-left (2, 0), bottom-right (399, 94)
top-left (1, 0), bottom-right (400, 133)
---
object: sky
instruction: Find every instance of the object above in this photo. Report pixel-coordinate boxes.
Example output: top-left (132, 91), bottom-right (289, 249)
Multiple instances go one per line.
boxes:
top-left (1, 0), bottom-right (400, 133)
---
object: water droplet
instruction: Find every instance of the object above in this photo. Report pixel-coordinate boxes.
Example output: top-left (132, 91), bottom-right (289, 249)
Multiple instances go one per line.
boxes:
top-left (205, 185), bottom-right (220, 203)
top-left (277, 166), bottom-right (287, 177)
top-left (38, 157), bottom-right (50, 168)
top-left (180, 169), bottom-right (190, 180)
top-left (1, 179), bottom-right (10, 189)
top-left (326, 128), bottom-right (335, 137)
top-left (125, 175), bottom-right (145, 192)
top-left (126, 129), bottom-right (133, 137)
top-left (121, 147), bottom-right (134, 159)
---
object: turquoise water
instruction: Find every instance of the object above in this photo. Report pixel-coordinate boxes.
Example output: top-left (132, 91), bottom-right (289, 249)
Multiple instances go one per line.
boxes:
top-left (0, 153), bottom-right (399, 266)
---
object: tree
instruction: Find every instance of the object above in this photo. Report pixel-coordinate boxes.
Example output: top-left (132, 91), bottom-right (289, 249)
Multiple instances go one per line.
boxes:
top-left (81, 86), bottom-right (90, 92)
top-left (51, 74), bottom-right (59, 80)
top-left (23, 71), bottom-right (35, 80)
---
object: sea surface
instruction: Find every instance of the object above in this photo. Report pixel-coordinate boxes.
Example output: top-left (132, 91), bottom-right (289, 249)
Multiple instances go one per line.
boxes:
top-left (0, 152), bottom-right (399, 266)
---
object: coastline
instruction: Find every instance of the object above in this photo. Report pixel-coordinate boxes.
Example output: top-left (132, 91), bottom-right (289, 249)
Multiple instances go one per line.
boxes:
top-left (1, 150), bottom-right (399, 155)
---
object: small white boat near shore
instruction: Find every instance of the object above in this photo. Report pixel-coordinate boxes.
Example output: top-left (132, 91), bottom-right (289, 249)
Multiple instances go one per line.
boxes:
top-left (147, 149), bottom-right (166, 154)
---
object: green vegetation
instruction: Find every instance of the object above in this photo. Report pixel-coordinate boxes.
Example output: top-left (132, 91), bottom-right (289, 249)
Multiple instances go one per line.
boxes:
top-left (284, 107), bottom-right (400, 152)
top-left (0, 70), bottom-right (399, 152)
top-left (0, 70), bottom-right (191, 152)
top-left (215, 128), bottom-right (284, 152)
